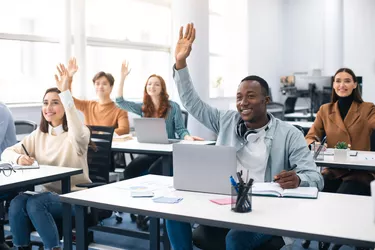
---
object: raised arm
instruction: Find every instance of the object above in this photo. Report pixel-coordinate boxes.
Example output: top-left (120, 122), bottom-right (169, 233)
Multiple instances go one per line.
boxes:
top-left (115, 60), bottom-right (143, 116)
top-left (173, 23), bottom-right (222, 133)
top-left (55, 59), bottom-right (89, 112)
top-left (305, 107), bottom-right (325, 145)
top-left (56, 65), bottom-right (90, 156)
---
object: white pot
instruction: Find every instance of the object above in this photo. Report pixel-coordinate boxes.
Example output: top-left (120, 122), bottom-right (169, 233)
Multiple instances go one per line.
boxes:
top-left (211, 87), bottom-right (224, 97)
top-left (334, 149), bottom-right (348, 161)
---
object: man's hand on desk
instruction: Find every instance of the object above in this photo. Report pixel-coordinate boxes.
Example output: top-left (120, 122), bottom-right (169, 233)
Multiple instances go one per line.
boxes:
top-left (184, 135), bottom-right (204, 141)
top-left (274, 170), bottom-right (300, 189)
top-left (17, 155), bottom-right (35, 166)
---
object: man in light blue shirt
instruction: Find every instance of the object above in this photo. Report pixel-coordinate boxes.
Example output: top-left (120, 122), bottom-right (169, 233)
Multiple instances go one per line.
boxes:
top-left (166, 23), bottom-right (324, 250)
top-left (0, 103), bottom-right (17, 160)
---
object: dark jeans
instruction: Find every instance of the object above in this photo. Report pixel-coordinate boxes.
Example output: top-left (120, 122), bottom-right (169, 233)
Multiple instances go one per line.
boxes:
top-left (323, 177), bottom-right (371, 196)
top-left (124, 155), bottom-right (163, 179)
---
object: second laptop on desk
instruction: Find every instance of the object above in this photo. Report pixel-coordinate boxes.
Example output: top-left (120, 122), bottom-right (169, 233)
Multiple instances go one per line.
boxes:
top-left (173, 144), bottom-right (318, 199)
top-left (134, 118), bottom-right (181, 144)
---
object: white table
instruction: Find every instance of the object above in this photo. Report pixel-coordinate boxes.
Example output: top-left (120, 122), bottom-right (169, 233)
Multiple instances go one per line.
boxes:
top-left (287, 121), bottom-right (313, 129)
top-left (285, 112), bottom-right (317, 121)
top-left (0, 165), bottom-right (83, 249)
top-left (315, 150), bottom-right (375, 171)
top-left (112, 138), bottom-right (216, 175)
top-left (61, 175), bottom-right (375, 250)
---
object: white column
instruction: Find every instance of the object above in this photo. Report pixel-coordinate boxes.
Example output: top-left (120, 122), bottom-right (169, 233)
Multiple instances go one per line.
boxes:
top-left (323, 0), bottom-right (343, 76)
top-left (72, 0), bottom-right (87, 99)
top-left (61, 0), bottom-right (72, 64)
top-left (171, 0), bottom-right (215, 139)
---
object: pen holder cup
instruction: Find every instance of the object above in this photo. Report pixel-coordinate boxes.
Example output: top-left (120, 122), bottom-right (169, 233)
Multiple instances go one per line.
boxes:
top-left (231, 184), bottom-right (252, 213)
top-left (311, 143), bottom-right (324, 160)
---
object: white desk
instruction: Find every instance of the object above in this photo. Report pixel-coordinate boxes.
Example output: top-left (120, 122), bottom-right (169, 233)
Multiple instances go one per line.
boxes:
top-left (294, 106), bottom-right (310, 112)
top-left (112, 138), bottom-right (216, 175)
top-left (285, 112), bottom-right (317, 120)
top-left (315, 150), bottom-right (375, 171)
top-left (0, 165), bottom-right (83, 249)
top-left (61, 175), bottom-right (375, 250)
top-left (287, 121), bottom-right (313, 129)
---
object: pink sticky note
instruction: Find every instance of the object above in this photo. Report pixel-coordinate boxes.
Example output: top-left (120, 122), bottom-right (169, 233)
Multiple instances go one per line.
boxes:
top-left (210, 198), bottom-right (236, 205)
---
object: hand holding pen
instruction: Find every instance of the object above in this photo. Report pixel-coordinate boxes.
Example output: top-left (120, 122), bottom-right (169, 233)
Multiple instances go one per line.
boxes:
top-left (17, 144), bottom-right (35, 166)
top-left (273, 164), bottom-right (300, 189)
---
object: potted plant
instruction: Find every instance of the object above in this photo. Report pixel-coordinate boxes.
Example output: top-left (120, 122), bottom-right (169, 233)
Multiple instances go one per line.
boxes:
top-left (334, 141), bottom-right (350, 161)
top-left (211, 76), bottom-right (224, 97)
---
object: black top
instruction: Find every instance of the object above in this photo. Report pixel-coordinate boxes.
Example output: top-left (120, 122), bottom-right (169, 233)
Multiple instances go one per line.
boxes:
top-left (338, 94), bottom-right (354, 120)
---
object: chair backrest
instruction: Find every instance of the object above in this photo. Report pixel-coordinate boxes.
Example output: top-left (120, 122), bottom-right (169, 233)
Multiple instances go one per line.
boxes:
top-left (284, 97), bottom-right (297, 114)
top-left (267, 102), bottom-right (285, 120)
top-left (181, 110), bottom-right (189, 128)
top-left (371, 130), bottom-right (375, 151)
top-left (293, 124), bottom-right (306, 136)
top-left (87, 125), bottom-right (114, 183)
top-left (14, 120), bottom-right (37, 134)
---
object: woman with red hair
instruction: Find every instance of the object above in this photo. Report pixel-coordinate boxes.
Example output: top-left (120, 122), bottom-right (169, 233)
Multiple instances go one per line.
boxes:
top-left (115, 61), bottom-right (202, 180)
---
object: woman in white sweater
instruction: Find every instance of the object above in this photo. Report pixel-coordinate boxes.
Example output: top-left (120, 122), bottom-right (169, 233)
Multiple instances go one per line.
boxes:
top-left (1, 67), bottom-right (91, 250)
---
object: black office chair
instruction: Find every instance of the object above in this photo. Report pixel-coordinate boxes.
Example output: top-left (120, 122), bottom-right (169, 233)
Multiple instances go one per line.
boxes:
top-left (293, 124), bottom-right (306, 136)
top-left (181, 110), bottom-right (189, 128)
top-left (370, 130), bottom-right (375, 151)
top-left (267, 102), bottom-right (285, 120)
top-left (284, 97), bottom-right (297, 114)
top-left (14, 120), bottom-right (37, 134)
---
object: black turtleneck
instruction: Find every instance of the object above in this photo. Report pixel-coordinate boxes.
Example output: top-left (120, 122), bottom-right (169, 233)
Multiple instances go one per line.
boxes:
top-left (337, 94), bottom-right (354, 120)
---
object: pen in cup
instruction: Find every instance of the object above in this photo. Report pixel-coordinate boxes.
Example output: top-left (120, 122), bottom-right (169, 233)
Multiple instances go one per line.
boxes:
top-left (230, 176), bottom-right (239, 193)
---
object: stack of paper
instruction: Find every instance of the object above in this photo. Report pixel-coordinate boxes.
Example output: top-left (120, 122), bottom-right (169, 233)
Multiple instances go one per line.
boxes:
top-left (153, 196), bottom-right (183, 204)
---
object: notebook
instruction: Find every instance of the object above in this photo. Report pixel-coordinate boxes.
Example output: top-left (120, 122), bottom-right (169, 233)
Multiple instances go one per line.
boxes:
top-left (252, 182), bottom-right (318, 199)
top-left (0, 161), bottom-right (40, 170)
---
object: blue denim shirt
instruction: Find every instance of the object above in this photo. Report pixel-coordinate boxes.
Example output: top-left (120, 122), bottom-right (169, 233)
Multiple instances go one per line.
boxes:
top-left (0, 103), bottom-right (17, 160)
top-left (173, 67), bottom-right (324, 190)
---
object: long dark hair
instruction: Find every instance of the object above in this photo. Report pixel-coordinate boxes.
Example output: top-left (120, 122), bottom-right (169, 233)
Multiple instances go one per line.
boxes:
top-left (142, 74), bottom-right (170, 118)
top-left (39, 87), bottom-right (96, 151)
top-left (40, 87), bottom-right (68, 133)
top-left (331, 68), bottom-right (363, 103)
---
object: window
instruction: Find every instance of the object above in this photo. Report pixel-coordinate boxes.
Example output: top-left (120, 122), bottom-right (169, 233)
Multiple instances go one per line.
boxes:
top-left (85, 0), bottom-right (172, 100)
top-left (0, 0), bottom-right (63, 37)
top-left (86, 0), bottom-right (171, 46)
top-left (0, 40), bottom-right (62, 103)
top-left (86, 46), bottom-right (170, 99)
top-left (0, 0), bottom-right (63, 104)
top-left (209, 0), bottom-right (247, 98)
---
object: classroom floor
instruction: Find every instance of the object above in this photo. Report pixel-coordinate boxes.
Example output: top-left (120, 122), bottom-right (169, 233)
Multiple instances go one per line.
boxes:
top-left (5, 212), bottom-right (359, 250)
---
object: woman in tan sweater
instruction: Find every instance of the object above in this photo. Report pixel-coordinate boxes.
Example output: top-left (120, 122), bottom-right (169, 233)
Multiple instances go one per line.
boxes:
top-left (1, 67), bottom-right (91, 250)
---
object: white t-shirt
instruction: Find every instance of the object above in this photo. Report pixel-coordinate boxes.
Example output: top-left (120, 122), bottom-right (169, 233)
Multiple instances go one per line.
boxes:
top-left (237, 120), bottom-right (271, 182)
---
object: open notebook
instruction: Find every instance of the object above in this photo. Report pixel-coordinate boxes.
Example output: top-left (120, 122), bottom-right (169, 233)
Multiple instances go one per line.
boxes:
top-left (0, 161), bottom-right (40, 170)
top-left (252, 182), bottom-right (318, 199)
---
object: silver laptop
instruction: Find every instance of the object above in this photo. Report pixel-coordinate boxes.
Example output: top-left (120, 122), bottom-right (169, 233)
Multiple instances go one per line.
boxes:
top-left (173, 144), bottom-right (237, 195)
top-left (133, 118), bottom-right (181, 144)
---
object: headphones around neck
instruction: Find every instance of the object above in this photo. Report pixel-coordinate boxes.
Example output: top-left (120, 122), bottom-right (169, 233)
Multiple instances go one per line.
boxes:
top-left (236, 119), bottom-right (269, 143)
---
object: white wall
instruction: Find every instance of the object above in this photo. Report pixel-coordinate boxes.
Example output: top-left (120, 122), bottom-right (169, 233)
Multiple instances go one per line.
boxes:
top-left (247, 0), bottom-right (284, 102)
top-left (282, 0), bottom-right (325, 75)
top-left (343, 0), bottom-right (375, 103)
